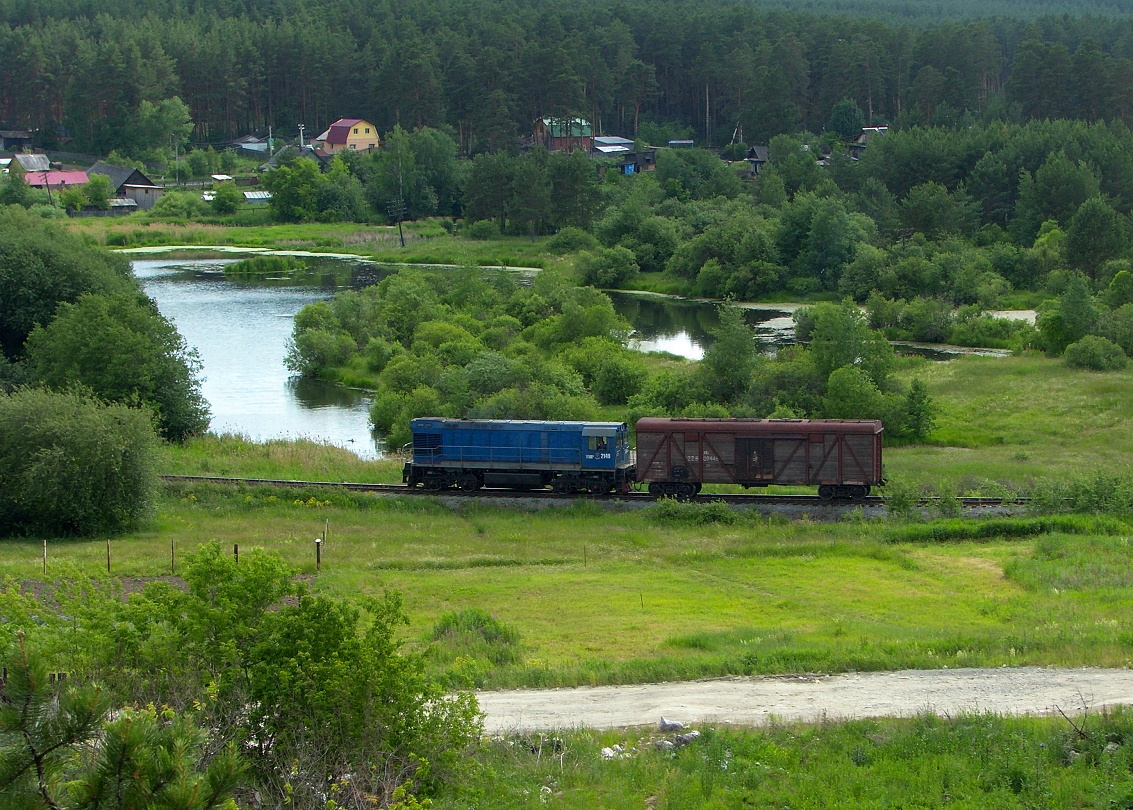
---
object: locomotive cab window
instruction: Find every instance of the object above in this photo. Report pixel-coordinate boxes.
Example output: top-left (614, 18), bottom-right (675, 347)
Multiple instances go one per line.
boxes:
top-left (588, 436), bottom-right (609, 451)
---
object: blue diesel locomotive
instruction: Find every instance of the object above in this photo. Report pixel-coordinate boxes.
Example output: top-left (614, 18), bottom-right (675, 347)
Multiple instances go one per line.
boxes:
top-left (403, 418), bottom-right (636, 493)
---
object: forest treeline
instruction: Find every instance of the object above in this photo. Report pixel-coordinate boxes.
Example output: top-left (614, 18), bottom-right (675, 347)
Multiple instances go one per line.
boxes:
top-left (7, 0), bottom-right (1133, 154)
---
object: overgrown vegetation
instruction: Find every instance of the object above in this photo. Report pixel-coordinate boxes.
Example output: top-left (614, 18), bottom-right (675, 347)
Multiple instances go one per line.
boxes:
top-left (1, 543), bottom-right (482, 809)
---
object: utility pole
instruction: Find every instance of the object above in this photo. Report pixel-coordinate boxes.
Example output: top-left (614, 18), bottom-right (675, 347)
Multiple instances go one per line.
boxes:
top-left (298, 123), bottom-right (305, 148)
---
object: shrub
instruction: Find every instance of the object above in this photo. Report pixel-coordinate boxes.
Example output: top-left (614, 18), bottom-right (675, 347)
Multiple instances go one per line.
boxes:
top-left (648, 497), bottom-right (739, 526)
top-left (545, 226), bottom-right (598, 254)
top-left (431, 607), bottom-right (522, 666)
top-left (149, 190), bottom-right (208, 220)
top-left (0, 387), bottom-right (158, 536)
top-left (464, 219), bottom-right (500, 240)
top-left (211, 181), bottom-right (244, 215)
top-left (1063, 335), bottom-right (1128, 371)
top-left (578, 246), bottom-right (640, 288)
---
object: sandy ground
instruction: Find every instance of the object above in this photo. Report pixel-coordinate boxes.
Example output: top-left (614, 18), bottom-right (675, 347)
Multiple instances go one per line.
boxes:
top-left (477, 668), bottom-right (1133, 733)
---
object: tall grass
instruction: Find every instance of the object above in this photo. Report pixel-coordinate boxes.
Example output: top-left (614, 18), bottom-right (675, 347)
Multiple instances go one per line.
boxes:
top-left (442, 710), bottom-right (1133, 809)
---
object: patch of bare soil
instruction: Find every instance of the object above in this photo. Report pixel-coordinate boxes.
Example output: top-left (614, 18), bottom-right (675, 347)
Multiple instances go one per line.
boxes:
top-left (477, 668), bottom-right (1133, 733)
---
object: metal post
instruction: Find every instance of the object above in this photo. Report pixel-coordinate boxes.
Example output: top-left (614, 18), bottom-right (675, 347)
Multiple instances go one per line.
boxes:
top-left (106, 538), bottom-right (111, 574)
top-left (315, 538), bottom-right (322, 572)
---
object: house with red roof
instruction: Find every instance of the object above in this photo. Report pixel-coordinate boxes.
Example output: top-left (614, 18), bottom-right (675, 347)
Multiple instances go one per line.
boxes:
top-left (312, 118), bottom-right (380, 154)
top-left (23, 170), bottom-right (89, 189)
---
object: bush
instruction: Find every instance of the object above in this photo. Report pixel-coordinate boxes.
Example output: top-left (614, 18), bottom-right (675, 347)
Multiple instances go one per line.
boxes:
top-left (464, 219), bottom-right (500, 240)
top-left (1063, 335), bottom-right (1128, 371)
top-left (648, 497), bottom-right (739, 526)
top-left (211, 181), bottom-right (244, 215)
top-left (578, 246), bottom-right (640, 288)
top-left (0, 387), bottom-right (158, 536)
top-left (149, 190), bottom-right (208, 220)
top-left (545, 226), bottom-right (599, 254)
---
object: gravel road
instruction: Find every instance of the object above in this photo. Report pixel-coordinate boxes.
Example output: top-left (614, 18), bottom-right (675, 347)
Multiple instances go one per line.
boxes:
top-left (477, 668), bottom-right (1133, 733)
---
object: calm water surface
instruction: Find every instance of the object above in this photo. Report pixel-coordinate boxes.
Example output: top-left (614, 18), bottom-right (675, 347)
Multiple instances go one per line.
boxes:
top-left (135, 254), bottom-right (990, 460)
top-left (134, 257), bottom-right (385, 459)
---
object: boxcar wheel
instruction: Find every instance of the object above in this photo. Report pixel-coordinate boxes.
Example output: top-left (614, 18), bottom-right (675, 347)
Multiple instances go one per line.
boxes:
top-left (648, 482), bottom-right (665, 497)
top-left (818, 484), bottom-right (834, 500)
top-left (677, 482), bottom-right (696, 499)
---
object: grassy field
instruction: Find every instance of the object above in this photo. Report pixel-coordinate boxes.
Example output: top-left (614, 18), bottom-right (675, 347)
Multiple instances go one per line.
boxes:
top-left (66, 215), bottom-right (570, 270)
top-left (889, 352), bottom-right (1133, 489)
top-left (7, 340), bottom-right (1133, 805)
top-left (1, 350), bottom-right (1124, 691)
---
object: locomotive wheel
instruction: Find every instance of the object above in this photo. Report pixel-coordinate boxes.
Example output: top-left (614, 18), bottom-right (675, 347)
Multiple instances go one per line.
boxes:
top-left (588, 481), bottom-right (607, 494)
top-left (552, 479), bottom-right (572, 494)
top-left (424, 477), bottom-right (445, 491)
top-left (817, 484), bottom-right (834, 500)
top-left (458, 474), bottom-right (481, 492)
top-left (648, 482), bottom-right (665, 497)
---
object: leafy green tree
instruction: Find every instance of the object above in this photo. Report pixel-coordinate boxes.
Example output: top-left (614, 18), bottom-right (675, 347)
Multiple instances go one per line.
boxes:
top-left (0, 172), bottom-right (33, 207)
top-left (593, 354), bottom-right (647, 405)
top-left (1063, 196), bottom-right (1126, 278)
top-left (148, 190), bottom-right (208, 220)
top-left (463, 152), bottom-right (516, 231)
top-left (58, 183), bottom-right (89, 214)
top-left (264, 157), bottom-right (322, 222)
top-left (822, 365), bottom-right (883, 418)
top-left (126, 97), bottom-right (194, 162)
top-left (83, 174), bottom-right (113, 210)
top-left (370, 126), bottom-right (437, 222)
top-left (1037, 273), bottom-right (1099, 355)
top-left (88, 544), bottom-right (481, 808)
top-left (804, 301), bottom-right (895, 390)
top-left (827, 99), bottom-right (864, 141)
top-left (700, 303), bottom-right (760, 402)
top-left (25, 293), bottom-right (209, 441)
top-left (0, 207), bottom-right (133, 358)
top-left (904, 378), bottom-right (937, 441)
top-left (210, 181), bottom-right (243, 215)
top-left (899, 182), bottom-right (979, 239)
top-left (1104, 270), bottom-right (1133, 309)
top-left (0, 388), bottom-right (158, 536)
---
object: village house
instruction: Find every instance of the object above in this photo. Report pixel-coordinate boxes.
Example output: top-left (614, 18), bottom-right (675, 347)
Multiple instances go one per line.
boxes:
top-left (88, 162), bottom-right (164, 210)
top-left (533, 117), bottom-right (594, 153)
top-left (312, 118), bottom-right (381, 154)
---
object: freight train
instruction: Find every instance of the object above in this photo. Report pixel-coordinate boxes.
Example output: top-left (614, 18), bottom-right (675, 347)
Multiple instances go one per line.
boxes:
top-left (403, 417), bottom-right (884, 499)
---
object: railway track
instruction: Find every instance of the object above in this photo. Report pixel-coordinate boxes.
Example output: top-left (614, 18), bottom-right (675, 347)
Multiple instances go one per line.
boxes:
top-left (159, 475), bottom-right (1028, 508)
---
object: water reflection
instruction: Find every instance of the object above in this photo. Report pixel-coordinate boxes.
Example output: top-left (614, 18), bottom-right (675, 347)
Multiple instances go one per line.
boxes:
top-left (608, 292), bottom-right (796, 360)
top-left (134, 257), bottom-right (385, 459)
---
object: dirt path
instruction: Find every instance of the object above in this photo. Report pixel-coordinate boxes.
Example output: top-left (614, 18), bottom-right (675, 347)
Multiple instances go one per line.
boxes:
top-left (477, 668), bottom-right (1133, 733)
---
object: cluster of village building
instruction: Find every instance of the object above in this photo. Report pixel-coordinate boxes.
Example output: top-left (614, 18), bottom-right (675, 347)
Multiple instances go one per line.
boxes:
top-left (1, 117), bottom-right (888, 215)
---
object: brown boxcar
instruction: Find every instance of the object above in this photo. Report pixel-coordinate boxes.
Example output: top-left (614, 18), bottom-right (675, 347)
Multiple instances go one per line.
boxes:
top-left (634, 418), bottom-right (884, 499)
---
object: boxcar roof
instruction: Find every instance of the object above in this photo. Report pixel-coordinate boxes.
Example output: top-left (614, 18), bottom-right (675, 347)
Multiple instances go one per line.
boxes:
top-left (412, 418), bottom-right (625, 431)
top-left (635, 417), bottom-right (883, 435)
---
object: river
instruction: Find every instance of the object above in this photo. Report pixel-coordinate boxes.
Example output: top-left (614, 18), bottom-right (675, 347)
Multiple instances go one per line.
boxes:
top-left (134, 256), bottom-right (386, 459)
top-left (134, 252), bottom-right (999, 460)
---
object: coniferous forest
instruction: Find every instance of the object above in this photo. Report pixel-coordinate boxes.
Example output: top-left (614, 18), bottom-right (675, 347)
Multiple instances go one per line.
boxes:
top-left (5, 0), bottom-right (1133, 154)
